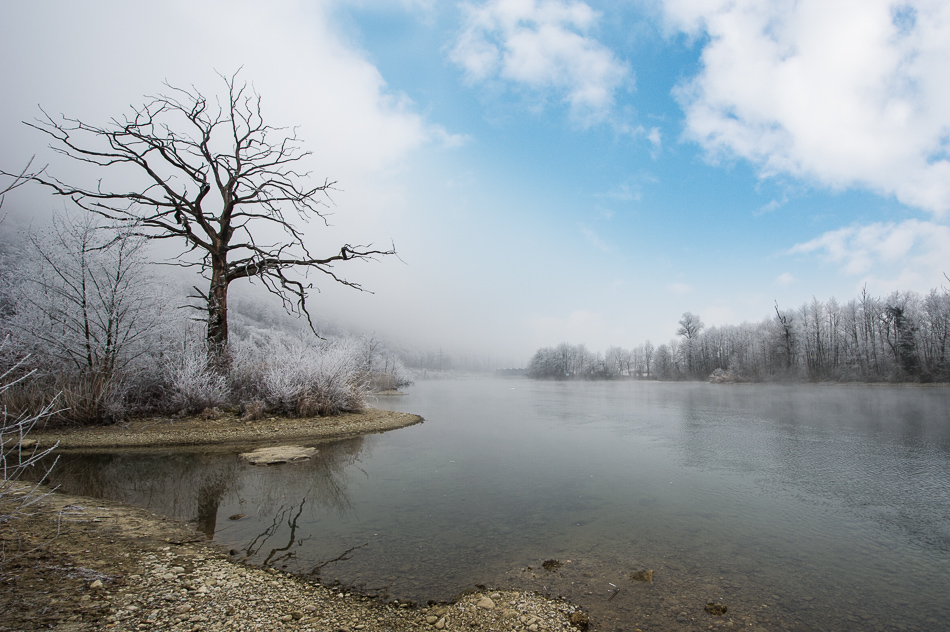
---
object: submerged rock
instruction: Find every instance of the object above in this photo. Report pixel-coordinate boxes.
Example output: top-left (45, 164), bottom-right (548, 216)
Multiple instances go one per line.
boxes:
top-left (629, 569), bottom-right (654, 583)
top-left (705, 602), bottom-right (728, 616)
top-left (239, 445), bottom-right (317, 465)
top-left (569, 611), bottom-right (590, 630)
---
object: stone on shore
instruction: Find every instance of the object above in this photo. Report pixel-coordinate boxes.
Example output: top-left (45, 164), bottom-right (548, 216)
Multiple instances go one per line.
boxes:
top-left (239, 445), bottom-right (317, 465)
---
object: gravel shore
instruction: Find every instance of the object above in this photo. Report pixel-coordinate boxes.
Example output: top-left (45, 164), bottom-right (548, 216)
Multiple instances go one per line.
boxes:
top-left (3, 409), bottom-right (591, 632)
top-left (1, 486), bottom-right (588, 632)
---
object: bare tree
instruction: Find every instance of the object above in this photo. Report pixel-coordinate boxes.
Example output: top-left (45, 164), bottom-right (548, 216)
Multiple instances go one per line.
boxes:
top-left (643, 339), bottom-right (654, 378)
top-left (772, 301), bottom-right (796, 372)
top-left (677, 311), bottom-right (704, 376)
top-left (7, 73), bottom-right (394, 367)
top-left (11, 212), bottom-right (169, 379)
top-left (604, 345), bottom-right (629, 377)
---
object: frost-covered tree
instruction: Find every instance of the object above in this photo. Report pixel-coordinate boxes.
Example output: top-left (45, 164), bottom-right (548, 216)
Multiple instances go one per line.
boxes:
top-left (7, 73), bottom-right (394, 368)
top-left (9, 212), bottom-right (168, 378)
top-left (677, 312), bottom-right (704, 377)
top-left (604, 346), bottom-right (629, 377)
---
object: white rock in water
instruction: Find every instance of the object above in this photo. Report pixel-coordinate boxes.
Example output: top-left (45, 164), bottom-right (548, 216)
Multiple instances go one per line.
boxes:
top-left (239, 446), bottom-right (318, 465)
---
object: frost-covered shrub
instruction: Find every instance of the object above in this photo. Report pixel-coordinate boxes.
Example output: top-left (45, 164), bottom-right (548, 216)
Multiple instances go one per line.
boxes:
top-left (229, 334), bottom-right (368, 417)
top-left (263, 338), bottom-right (367, 416)
top-left (227, 328), bottom-right (280, 403)
top-left (1, 348), bottom-right (59, 522)
top-left (240, 399), bottom-right (265, 421)
top-left (353, 334), bottom-right (413, 392)
top-left (0, 353), bottom-right (130, 426)
top-left (364, 357), bottom-right (413, 392)
top-left (163, 346), bottom-right (230, 414)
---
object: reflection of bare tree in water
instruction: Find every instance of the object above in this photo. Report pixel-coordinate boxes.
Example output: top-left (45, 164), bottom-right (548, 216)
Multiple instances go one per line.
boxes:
top-left (236, 437), bottom-right (369, 570)
top-left (33, 451), bottom-right (241, 536)
top-left (32, 435), bottom-right (372, 562)
top-left (243, 498), bottom-right (313, 566)
top-left (239, 492), bottom-right (372, 588)
top-left (192, 464), bottom-right (234, 537)
top-left (245, 436), bottom-right (367, 518)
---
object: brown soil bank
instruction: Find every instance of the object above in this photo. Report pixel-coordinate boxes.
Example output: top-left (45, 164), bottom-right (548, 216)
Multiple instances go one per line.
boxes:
top-left (29, 408), bottom-right (424, 450)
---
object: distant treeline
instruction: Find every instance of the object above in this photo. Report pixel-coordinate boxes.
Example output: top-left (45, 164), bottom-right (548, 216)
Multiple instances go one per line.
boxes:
top-left (527, 286), bottom-right (950, 383)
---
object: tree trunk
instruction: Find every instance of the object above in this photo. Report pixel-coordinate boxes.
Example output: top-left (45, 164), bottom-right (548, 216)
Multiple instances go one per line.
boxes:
top-left (207, 256), bottom-right (230, 372)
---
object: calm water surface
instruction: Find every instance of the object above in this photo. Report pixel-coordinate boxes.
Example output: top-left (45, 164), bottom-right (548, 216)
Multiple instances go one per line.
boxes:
top-left (42, 379), bottom-right (950, 631)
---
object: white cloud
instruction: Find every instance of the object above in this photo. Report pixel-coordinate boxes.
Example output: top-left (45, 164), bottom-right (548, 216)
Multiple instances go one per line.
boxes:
top-left (664, 0), bottom-right (950, 215)
top-left (0, 0), bottom-right (449, 182)
top-left (789, 219), bottom-right (950, 291)
top-left (0, 0), bottom-right (466, 248)
top-left (647, 127), bottom-right (662, 156)
top-left (451, 0), bottom-right (630, 124)
top-left (757, 200), bottom-right (783, 216)
top-left (775, 272), bottom-right (795, 286)
top-left (598, 183), bottom-right (639, 202)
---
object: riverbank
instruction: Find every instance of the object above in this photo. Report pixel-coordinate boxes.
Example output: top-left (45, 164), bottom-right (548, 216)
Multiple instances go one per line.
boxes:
top-left (0, 485), bottom-right (587, 632)
top-left (28, 407), bottom-right (424, 450)
top-left (2, 408), bottom-right (590, 631)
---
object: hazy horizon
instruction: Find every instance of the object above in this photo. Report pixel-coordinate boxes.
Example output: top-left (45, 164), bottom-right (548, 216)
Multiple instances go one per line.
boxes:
top-left (3, 1), bottom-right (949, 366)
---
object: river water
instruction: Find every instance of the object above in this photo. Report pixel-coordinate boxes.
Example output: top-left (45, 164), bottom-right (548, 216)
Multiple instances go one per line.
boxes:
top-left (40, 379), bottom-right (950, 631)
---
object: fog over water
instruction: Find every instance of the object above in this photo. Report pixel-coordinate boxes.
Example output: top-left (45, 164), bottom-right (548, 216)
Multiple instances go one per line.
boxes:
top-left (40, 379), bottom-right (950, 632)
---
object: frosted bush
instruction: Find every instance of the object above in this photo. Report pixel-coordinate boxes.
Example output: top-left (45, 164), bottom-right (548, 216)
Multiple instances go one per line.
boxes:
top-left (228, 333), bottom-right (367, 417)
top-left (164, 346), bottom-right (230, 414)
top-left (261, 338), bottom-right (367, 416)
top-left (354, 334), bottom-right (413, 392)
top-left (240, 399), bottom-right (265, 421)
top-left (1, 350), bottom-right (59, 523)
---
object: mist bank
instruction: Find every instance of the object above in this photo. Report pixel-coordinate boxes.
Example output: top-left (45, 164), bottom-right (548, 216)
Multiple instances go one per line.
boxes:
top-left (528, 286), bottom-right (950, 383)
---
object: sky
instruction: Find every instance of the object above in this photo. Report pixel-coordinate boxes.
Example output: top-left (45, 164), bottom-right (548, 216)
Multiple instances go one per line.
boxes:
top-left (2, 0), bottom-right (950, 366)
